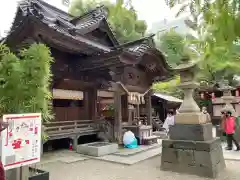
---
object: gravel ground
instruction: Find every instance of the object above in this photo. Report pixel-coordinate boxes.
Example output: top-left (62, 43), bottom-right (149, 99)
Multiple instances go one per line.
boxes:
top-left (38, 156), bottom-right (240, 180)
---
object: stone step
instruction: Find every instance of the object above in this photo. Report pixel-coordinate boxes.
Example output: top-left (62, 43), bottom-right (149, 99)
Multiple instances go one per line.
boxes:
top-left (153, 131), bottom-right (168, 139)
top-left (113, 142), bottom-right (161, 157)
top-left (90, 144), bottom-right (162, 165)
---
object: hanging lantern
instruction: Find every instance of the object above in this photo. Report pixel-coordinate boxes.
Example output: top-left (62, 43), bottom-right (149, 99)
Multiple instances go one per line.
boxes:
top-left (200, 93), bottom-right (204, 99)
top-left (211, 92), bottom-right (215, 99)
top-left (236, 90), bottom-right (239, 97)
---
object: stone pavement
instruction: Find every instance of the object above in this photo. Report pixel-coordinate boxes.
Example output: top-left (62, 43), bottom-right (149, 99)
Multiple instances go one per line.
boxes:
top-left (37, 156), bottom-right (240, 180)
top-left (87, 141), bottom-right (162, 165)
top-left (36, 131), bottom-right (240, 180)
top-left (39, 150), bottom-right (89, 165)
top-left (40, 142), bottom-right (162, 165)
top-left (222, 142), bottom-right (240, 161)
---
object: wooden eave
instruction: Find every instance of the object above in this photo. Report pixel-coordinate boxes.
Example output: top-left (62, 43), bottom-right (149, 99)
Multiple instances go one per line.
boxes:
top-left (37, 0), bottom-right (74, 21)
top-left (70, 5), bottom-right (119, 47)
top-left (31, 17), bottom-right (111, 54)
top-left (5, 0), bottom-right (174, 83)
top-left (99, 18), bottom-right (119, 47)
top-left (76, 35), bottom-right (174, 81)
top-left (4, 0), bottom-right (113, 55)
top-left (70, 5), bottom-right (106, 23)
top-left (2, 17), bottom-right (36, 50)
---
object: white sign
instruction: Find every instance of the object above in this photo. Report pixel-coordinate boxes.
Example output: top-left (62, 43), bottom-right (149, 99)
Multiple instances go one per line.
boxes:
top-left (1, 113), bottom-right (42, 170)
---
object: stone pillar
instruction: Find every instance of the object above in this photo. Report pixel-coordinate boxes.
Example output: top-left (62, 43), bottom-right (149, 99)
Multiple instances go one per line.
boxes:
top-left (161, 61), bottom-right (225, 178)
top-left (145, 90), bottom-right (152, 126)
top-left (114, 83), bottom-right (122, 144)
top-left (72, 135), bottom-right (78, 151)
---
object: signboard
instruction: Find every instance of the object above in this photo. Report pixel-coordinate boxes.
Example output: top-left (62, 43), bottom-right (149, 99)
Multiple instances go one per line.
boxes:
top-left (1, 113), bottom-right (41, 170)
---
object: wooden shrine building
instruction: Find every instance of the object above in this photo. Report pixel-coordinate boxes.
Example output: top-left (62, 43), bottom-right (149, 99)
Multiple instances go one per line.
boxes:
top-left (3, 0), bottom-right (174, 146)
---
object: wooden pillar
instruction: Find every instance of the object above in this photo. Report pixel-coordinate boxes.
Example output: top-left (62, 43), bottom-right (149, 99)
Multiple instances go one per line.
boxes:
top-left (128, 109), bottom-right (134, 125)
top-left (136, 104), bottom-right (140, 122)
top-left (83, 90), bottom-right (90, 119)
top-left (146, 90), bottom-right (152, 126)
top-left (114, 84), bottom-right (122, 144)
top-left (84, 87), bottom-right (97, 120)
top-left (121, 94), bottom-right (128, 122)
top-left (89, 87), bottom-right (98, 121)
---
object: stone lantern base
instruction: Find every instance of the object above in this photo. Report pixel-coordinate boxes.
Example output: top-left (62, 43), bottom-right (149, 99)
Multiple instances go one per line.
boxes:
top-left (174, 112), bottom-right (208, 124)
top-left (161, 128), bottom-right (225, 178)
top-left (169, 123), bottom-right (213, 141)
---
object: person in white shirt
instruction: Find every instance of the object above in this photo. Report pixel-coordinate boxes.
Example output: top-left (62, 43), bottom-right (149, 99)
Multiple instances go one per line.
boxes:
top-left (163, 110), bottom-right (175, 133)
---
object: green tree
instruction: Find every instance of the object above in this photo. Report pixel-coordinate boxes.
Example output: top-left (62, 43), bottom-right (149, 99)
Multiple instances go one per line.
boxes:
top-left (165, 0), bottom-right (240, 86)
top-left (69, 0), bottom-right (147, 43)
top-left (168, 0), bottom-right (240, 43)
top-left (152, 76), bottom-right (183, 98)
top-left (152, 30), bottom-right (199, 97)
top-left (0, 43), bottom-right (53, 122)
top-left (156, 29), bottom-right (190, 67)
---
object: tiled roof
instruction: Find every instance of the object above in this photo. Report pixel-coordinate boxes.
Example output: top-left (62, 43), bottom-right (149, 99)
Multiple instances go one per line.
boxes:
top-left (117, 34), bottom-right (156, 62)
top-left (70, 5), bottom-right (119, 45)
top-left (5, 0), bottom-right (173, 77)
top-left (6, 0), bottom-right (114, 53)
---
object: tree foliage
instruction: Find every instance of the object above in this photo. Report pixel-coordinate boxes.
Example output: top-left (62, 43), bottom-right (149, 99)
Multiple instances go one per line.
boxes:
top-left (152, 76), bottom-right (183, 98)
top-left (69, 0), bottom-right (147, 43)
top-left (0, 43), bottom-right (53, 121)
top-left (153, 30), bottom-right (198, 96)
top-left (156, 29), bottom-right (196, 67)
top-left (165, 0), bottom-right (240, 86)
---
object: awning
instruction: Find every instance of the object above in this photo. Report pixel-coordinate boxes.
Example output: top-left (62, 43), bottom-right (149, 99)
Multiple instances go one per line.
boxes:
top-left (153, 93), bottom-right (183, 103)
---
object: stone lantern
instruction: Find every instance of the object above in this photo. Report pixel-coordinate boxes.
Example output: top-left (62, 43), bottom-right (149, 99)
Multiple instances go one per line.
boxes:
top-left (161, 59), bottom-right (225, 178)
top-left (219, 80), bottom-right (236, 115)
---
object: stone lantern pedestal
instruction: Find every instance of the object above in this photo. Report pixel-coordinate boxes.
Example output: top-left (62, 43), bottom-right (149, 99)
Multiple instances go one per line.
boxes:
top-left (161, 61), bottom-right (225, 178)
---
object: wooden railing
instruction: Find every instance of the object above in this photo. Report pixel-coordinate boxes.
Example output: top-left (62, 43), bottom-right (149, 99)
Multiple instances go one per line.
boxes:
top-left (44, 120), bottom-right (98, 140)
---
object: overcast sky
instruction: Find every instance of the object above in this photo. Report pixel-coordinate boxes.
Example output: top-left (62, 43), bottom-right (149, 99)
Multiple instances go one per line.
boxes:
top-left (0, 0), bottom-right (184, 37)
